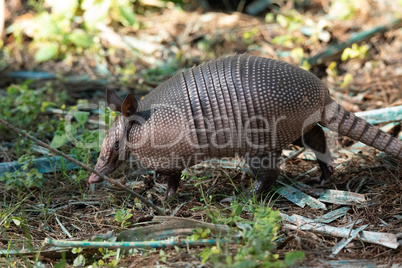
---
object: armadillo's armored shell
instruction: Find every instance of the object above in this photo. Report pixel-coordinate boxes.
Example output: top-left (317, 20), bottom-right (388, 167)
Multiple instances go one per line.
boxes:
top-left (128, 55), bottom-right (327, 172)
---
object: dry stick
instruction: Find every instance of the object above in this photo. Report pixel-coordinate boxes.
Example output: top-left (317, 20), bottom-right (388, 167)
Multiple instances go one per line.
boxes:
top-left (0, 118), bottom-right (166, 216)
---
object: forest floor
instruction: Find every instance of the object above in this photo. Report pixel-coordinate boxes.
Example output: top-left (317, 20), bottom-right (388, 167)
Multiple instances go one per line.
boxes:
top-left (0, 0), bottom-right (401, 267)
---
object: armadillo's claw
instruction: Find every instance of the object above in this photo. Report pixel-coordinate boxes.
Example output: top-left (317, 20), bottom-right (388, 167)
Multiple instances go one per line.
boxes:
top-left (165, 188), bottom-right (177, 201)
top-left (220, 196), bottom-right (237, 204)
top-left (88, 173), bottom-right (103, 183)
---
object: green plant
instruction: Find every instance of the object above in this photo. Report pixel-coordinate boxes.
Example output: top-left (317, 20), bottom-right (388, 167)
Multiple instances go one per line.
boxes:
top-left (98, 248), bottom-right (120, 266)
top-left (190, 174), bottom-right (303, 267)
top-left (72, 247), bottom-right (86, 267)
top-left (159, 249), bottom-right (168, 262)
top-left (290, 48), bottom-right (310, 70)
top-left (243, 28), bottom-right (259, 46)
top-left (0, 155), bottom-right (44, 193)
top-left (142, 58), bottom-right (180, 83)
top-left (341, 43), bottom-right (369, 61)
top-left (276, 11), bottom-right (304, 32)
top-left (303, 19), bottom-right (331, 44)
top-left (11, 0), bottom-right (139, 62)
top-left (0, 83), bottom-right (67, 133)
top-left (201, 204), bottom-right (305, 267)
top-left (0, 196), bottom-right (29, 234)
top-left (0, 81), bottom-right (68, 158)
top-left (328, 0), bottom-right (359, 20)
top-left (115, 208), bottom-right (133, 228)
top-left (272, 34), bottom-right (303, 48)
top-left (190, 176), bottom-right (225, 223)
top-left (50, 102), bottom-right (103, 184)
top-left (1, 216), bottom-right (22, 229)
top-left (341, 73), bottom-right (353, 88)
top-left (326, 61), bottom-right (338, 78)
top-left (265, 13), bottom-right (274, 23)
top-left (188, 227), bottom-right (212, 241)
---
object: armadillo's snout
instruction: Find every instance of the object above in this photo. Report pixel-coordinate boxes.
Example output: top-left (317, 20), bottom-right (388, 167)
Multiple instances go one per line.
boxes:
top-left (88, 155), bottom-right (118, 184)
top-left (88, 172), bottom-right (103, 183)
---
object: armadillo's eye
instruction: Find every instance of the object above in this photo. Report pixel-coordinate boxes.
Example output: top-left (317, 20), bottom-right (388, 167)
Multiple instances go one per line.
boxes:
top-left (114, 141), bottom-right (119, 150)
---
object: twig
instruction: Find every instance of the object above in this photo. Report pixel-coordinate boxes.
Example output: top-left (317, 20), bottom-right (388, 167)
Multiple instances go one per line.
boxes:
top-left (0, 118), bottom-right (166, 216)
top-left (282, 148), bottom-right (306, 164)
top-left (54, 216), bottom-right (72, 238)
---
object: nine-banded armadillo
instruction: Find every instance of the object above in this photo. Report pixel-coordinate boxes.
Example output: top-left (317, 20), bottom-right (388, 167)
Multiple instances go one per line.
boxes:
top-left (88, 54), bottom-right (402, 198)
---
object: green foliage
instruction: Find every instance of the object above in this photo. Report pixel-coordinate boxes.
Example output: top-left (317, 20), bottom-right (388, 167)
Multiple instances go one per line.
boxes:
top-left (0, 82), bottom-right (102, 190)
top-left (0, 83), bottom-right (67, 133)
top-left (329, 0), bottom-right (358, 20)
top-left (50, 119), bottom-right (70, 149)
top-left (326, 61), bottom-right (338, 78)
top-left (200, 245), bottom-right (222, 264)
top-left (72, 247), bottom-right (86, 267)
top-left (276, 11), bottom-right (304, 32)
top-left (269, 9), bottom-right (331, 49)
top-left (201, 204), bottom-right (305, 267)
top-left (290, 48), bottom-right (308, 68)
top-left (1, 216), bottom-right (22, 229)
top-left (50, 110), bottom-right (92, 150)
top-left (190, 176), bottom-right (305, 267)
top-left (265, 13), bottom-right (274, 23)
top-left (34, 43), bottom-right (59, 62)
top-left (12, 0), bottom-right (139, 62)
top-left (96, 248), bottom-right (120, 266)
top-left (51, 100), bottom-right (102, 164)
top-left (142, 59), bottom-right (180, 83)
top-left (54, 110), bottom-right (102, 186)
top-left (188, 227), bottom-right (211, 241)
top-left (197, 37), bottom-right (218, 58)
top-left (243, 28), bottom-right (259, 46)
top-left (341, 43), bottom-right (369, 61)
top-left (81, 0), bottom-right (139, 30)
top-left (341, 73), bottom-right (353, 88)
top-left (397, 0), bottom-right (402, 17)
top-left (191, 176), bottom-right (226, 223)
top-left (159, 249), bottom-right (168, 262)
top-left (272, 34), bottom-right (303, 48)
top-left (0, 155), bottom-right (44, 193)
top-left (115, 208), bottom-right (133, 228)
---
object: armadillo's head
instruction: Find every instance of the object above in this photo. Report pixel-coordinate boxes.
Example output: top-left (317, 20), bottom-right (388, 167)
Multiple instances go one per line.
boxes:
top-left (89, 90), bottom-right (138, 184)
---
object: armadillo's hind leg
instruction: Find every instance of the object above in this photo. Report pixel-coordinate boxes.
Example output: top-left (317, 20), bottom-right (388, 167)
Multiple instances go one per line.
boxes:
top-left (163, 172), bottom-right (181, 200)
top-left (246, 151), bottom-right (282, 197)
top-left (293, 124), bottom-right (333, 185)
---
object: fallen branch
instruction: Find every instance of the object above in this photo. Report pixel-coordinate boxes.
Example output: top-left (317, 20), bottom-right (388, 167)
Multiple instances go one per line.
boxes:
top-left (0, 118), bottom-right (166, 216)
top-left (281, 213), bottom-right (398, 249)
top-left (44, 237), bottom-right (222, 249)
top-left (307, 18), bottom-right (402, 66)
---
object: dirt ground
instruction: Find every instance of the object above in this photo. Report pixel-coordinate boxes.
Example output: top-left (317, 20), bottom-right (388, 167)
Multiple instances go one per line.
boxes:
top-left (0, 0), bottom-right (401, 267)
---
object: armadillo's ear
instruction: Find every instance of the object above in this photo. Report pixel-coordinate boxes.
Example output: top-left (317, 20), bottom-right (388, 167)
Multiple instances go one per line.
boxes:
top-left (122, 94), bottom-right (138, 117)
top-left (106, 89), bottom-right (123, 112)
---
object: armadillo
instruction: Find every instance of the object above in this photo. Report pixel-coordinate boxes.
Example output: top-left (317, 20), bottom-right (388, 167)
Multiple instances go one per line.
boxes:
top-left (89, 54), bottom-right (402, 197)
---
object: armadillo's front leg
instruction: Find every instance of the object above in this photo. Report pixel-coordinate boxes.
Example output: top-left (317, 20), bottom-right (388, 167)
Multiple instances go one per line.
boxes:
top-left (246, 151), bottom-right (282, 196)
top-left (293, 124), bottom-right (334, 184)
top-left (165, 172), bottom-right (181, 199)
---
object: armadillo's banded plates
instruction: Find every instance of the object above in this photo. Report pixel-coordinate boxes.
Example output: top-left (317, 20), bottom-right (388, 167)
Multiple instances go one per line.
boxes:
top-left (130, 55), bottom-right (327, 171)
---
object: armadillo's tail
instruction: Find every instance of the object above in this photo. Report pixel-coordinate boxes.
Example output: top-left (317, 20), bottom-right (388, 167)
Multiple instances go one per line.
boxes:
top-left (321, 97), bottom-right (402, 160)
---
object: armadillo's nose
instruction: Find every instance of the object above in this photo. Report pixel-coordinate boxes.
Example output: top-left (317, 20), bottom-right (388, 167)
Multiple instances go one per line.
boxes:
top-left (88, 173), bottom-right (103, 183)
